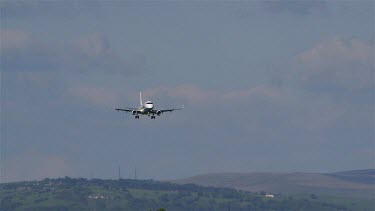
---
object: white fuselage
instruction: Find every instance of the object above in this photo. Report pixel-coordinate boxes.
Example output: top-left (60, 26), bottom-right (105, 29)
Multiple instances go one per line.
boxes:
top-left (139, 101), bottom-right (154, 114)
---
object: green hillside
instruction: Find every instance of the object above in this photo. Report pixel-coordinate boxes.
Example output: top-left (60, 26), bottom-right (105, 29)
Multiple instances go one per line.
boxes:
top-left (0, 177), bottom-right (370, 211)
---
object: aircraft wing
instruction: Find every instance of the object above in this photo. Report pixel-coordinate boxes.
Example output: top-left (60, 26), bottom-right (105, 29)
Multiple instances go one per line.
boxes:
top-left (155, 105), bottom-right (184, 113)
top-left (158, 109), bottom-right (180, 113)
top-left (115, 107), bottom-right (137, 113)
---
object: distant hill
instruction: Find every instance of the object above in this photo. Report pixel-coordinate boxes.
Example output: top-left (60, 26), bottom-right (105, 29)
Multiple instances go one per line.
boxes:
top-left (327, 169), bottom-right (375, 185)
top-left (172, 169), bottom-right (375, 199)
top-left (1, 177), bottom-right (372, 211)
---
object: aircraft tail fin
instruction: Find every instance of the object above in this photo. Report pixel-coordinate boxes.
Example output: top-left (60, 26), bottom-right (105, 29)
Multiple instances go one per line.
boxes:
top-left (139, 91), bottom-right (143, 106)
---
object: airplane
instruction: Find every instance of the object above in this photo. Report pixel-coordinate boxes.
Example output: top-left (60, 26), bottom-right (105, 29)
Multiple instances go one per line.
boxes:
top-left (115, 92), bottom-right (183, 119)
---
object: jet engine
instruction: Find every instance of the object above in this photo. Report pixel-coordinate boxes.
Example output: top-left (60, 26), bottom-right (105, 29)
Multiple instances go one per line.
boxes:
top-left (132, 110), bottom-right (137, 115)
top-left (156, 110), bottom-right (162, 116)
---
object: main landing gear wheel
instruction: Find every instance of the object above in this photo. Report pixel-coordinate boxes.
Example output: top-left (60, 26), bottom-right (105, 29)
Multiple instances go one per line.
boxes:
top-left (135, 116), bottom-right (139, 119)
top-left (151, 116), bottom-right (155, 119)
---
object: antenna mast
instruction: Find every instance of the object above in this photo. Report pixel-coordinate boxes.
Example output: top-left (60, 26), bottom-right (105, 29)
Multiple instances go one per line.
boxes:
top-left (118, 166), bottom-right (121, 180)
top-left (134, 167), bottom-right (137, 180)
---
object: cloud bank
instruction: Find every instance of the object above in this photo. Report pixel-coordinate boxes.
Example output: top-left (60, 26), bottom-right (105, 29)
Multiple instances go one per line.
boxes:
top-left (1, 29), bottom-right (143, 75)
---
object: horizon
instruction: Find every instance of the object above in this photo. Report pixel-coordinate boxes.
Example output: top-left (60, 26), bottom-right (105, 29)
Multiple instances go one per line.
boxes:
top-left (2, 167), bottom-right (374, 184)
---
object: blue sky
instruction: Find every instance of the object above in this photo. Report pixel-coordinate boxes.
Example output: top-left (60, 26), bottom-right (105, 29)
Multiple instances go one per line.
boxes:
top-left (1, 1), bottom-right (374, 182)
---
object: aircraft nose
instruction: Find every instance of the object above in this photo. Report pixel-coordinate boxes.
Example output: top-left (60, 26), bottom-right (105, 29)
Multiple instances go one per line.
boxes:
top-left (145, 104), bottom-right (154, 109)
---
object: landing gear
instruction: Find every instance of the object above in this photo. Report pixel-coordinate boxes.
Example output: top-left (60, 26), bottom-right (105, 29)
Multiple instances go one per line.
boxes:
top-left (135, 115), bottom-right (139, 119)
top-left (151, 116), bottom-right (155, 119)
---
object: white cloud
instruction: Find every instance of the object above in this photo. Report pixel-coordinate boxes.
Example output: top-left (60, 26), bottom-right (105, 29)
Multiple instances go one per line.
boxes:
top-left (1, 29), bottom-right (143, 74)
top-left (292, 37), bottom-right (374, 91)
top-left (145, 84), bottom-right (370, 138)
top-left (144, 84), bottom-right (285, 108)
top-left (299, 37), bottom-right (372, 67)
top-left (141, 85), bottom-right (216, 108)
top-left (63, 33), bottom-right (141, 74)
top-left (1, 29), bottom-right (55, 71)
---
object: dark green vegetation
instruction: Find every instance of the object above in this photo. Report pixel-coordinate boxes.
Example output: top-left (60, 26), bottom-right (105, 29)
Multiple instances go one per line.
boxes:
top-left (173, 169), bottom-right (375, 199)
top-left (1, 177), bottom-right (373, 211)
